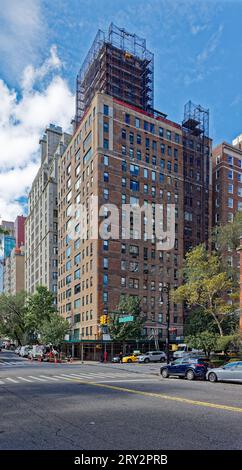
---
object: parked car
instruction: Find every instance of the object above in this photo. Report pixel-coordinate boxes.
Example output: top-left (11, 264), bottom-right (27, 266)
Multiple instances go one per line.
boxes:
top-left (173, 344), bottom-right (203, 359)
top-left (15, 346), bottom-right (21, 355)
top-left (112, 356), bottom-right (121, 363)
top-left (122, 353), bottom-right (139, 363)
top-left (207, 361), bottom-right (242, 383)
top-left (137, 351), bottom-right (167, 363)
top-left (160, 357), bottom-right (209, 380)
top-left (19, 346), bottom-right (31, 358)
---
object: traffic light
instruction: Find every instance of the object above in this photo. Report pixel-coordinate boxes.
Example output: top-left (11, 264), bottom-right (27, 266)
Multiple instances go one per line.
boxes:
top-left (100, 315), bottom-right (109, 325)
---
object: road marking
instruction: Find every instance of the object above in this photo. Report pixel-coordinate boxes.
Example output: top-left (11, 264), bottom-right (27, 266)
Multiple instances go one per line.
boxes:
top-left (5, 377), bottom-right (19, 383)
top-left (53, 375), bottom-right (75, 381)
top-left (68, 379), bottom-right (242, 414)
top-left (39, 375), bottom-right (59, 381)
top-left (28, 376), bottom-right (46, 382)
top-left (17, 377), bottom-right (33, 382)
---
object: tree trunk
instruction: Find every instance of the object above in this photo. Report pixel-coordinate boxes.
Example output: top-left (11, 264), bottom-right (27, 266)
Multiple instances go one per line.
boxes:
top-left (211, 312), bottom-right (223, 336)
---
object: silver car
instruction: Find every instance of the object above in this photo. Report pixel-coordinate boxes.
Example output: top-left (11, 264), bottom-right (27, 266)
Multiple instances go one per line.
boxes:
top-left (137, 351), bottom-right (167, 363)
top-left (207, 361), bottom-right (242, 383)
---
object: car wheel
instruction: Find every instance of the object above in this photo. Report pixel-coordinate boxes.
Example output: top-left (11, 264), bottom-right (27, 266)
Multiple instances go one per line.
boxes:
top-left (127, 359), bottom-right (132, 363)
top-left (186, 370), bottom-right (195, 381)
top-left (161, 368), bottom-right (169, 378)
top-left (160, 357), bottom-right (165, 363)
top-left (208, 372), bottom-right (217, 383)
top-left (144, 358), bottom-right (150, 363)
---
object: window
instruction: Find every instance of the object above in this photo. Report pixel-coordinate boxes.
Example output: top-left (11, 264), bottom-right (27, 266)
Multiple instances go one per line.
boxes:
top-left (122, 129), bottom-right (126, 139)
top-left (136, 150), bottom-right (141, 160)
top-left (125, 113), bottom-right (130, 124)
top-left (103, 240), bottom-right (109, 251)
top-left (175, 133), bottom-right (180, 143)
top-left (103, 188), bottom-right (109, 200)
top-left (137, 134), bottom-right (141, 145)
top-left (130, 180), bottom-right (139, 191)
top-left (129, 278), bottom-right (139, 289)
top-left (129, 245), bottom-right (139, 255)
top-left (238, 201), bottom-right (242, 211)
top-left (121, 277), bottom-right (126, 287)
top-left (227, 155), bottom-right (233, 165)
top-left (144, 121), bottom-right (148, 130)
top-left (144, 168), bottom-right (148, 178)
top-left (228, 183), bottom-right (233, 194)
top-left (160, 144), bottom-right (165, 154)
top-left (103, 292), bottom-right (108, 302)
top-left (74, 269), bottom-right (80, 280)
top-left (159, 127), bottom-right (163, 137)
top-left (103, 138), bottom-right (109, 149)
top-left (129, 132), bottom-right (134, 144)
top-left (135, 117), bottom-right (140, 128)
top-left (74, 314), bottom-right (80, 324)
top-left (122, 145), bottom-right (126, 156)
top-left (103, 172), bottom-right (109, 182)
top-left (166, 130), bottom-right (171, 140)
top-left (103, 121), bottom-right (109, 133)
top-left (130, 164), bottom-right (139, 176)
top-left (103, 257), bottom-right (108, 269)
top-left (228, 198), bottom-right (233, 208)
top-left (104, 155), bottom-right (109, 166)
top-left (228, 170), bottom-right (233, 180)
top-left (145, 137), bottom-right (150, 149)
top-left (74, 284), bottom-right (81, 295)
top-left (152, 171), bottom-right (156, 182)
top-left (103, 274), bottom-right (108, 286)
top-left (238, 187), bottom-right (242, 197)
top-left (103, 104), bottom-right (109, 116)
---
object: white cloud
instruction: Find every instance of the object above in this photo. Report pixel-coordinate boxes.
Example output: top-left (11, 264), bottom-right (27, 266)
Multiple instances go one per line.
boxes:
top-left (0, 0), bottom-right (45, 80)
top-left (0, 45), bottom-right (75, 222)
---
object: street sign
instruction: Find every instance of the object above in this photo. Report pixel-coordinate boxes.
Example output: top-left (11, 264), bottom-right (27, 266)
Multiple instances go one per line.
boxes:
top-left (102, 334), bottom-right (111, 341)
top-left (118, 315), bottom-right (134, 323)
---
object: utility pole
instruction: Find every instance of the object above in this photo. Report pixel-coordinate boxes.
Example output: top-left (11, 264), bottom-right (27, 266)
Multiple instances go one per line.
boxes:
top-left (161, 283), bottom-right (170, 364)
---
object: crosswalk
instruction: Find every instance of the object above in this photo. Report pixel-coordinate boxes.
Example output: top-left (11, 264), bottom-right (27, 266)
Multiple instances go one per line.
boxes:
top-left (0, 360), bottom-right (34, 368)
top-left (0, 371), bottom-right (156, 386)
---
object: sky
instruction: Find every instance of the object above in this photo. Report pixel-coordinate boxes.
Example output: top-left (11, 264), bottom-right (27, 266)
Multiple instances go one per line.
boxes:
top-left (0, 0), bottom-right (242, 221)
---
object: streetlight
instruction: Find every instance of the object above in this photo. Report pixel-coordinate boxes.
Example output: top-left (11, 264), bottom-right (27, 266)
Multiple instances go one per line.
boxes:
top-left (161, 283), bottom-right (170, 364)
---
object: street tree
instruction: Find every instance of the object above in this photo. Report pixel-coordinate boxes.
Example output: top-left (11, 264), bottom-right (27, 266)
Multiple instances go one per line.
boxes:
top-left (186, 331), bottom-right (218, 358)
top-left (39, 314), bottom-right (69, 349)
top-left (173, 244), bottom-right (239, 336)
top-left (0, 291), bottom-right (27, 345)
top-left (25, 286), bottom-right (56, 337)
top-left (109, 296), bottom-right (146, 341)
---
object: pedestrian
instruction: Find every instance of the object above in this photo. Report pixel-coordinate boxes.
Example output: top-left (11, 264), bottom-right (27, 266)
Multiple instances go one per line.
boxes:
top-left (100, 351), bottom-right (104, 362)
top-left (104, 351), bottom-right (108, 363)
top-left (119, 351), bottom-right (123, 363)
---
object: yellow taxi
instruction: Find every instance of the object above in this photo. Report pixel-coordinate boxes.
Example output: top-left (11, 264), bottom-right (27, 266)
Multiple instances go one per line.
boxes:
top-left (122, 351), bottom-right (140, 363)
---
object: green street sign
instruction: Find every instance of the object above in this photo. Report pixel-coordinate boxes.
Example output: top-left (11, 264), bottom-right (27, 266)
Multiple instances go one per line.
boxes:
top-left (118, 315), bottom-right (134, 323)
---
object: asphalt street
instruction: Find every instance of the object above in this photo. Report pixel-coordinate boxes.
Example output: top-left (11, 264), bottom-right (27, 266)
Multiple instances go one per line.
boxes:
top-left (1, 350), bottom-right (242, 450)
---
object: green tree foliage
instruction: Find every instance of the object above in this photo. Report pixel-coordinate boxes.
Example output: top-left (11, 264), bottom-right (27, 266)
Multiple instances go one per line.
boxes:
top-left (109, 296), bottom-right (146, 341)
top-left (0, 291), bottom-right (27, 345)
top-left (173, 245), bottom-right (239, 336)
top-left (39, 314), bottom-right (69, 348)
top-left (25, 286), bottom-right (56, 337)
top-left (186, 331), bottom-right (218, 357)
top-left (213, 211), bottom-right (242, 253)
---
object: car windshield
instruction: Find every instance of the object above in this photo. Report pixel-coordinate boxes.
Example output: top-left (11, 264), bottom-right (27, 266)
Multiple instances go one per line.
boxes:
top-left (172, 359), bottom-right (183, 364)
top-left (223, 362), bottom-right (239, 368)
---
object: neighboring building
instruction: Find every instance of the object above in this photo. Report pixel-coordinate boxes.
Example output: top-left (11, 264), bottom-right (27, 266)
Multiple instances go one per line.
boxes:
top-left (3, 246), bottom-right (25, 295)
top-left (212, 139), bottom-right (242, 271)
top-left (58, 25), bottom-right (212, 342)
top-left (25, 124), bottom-right (71, 304)
top-left (0, 220), bottom-right (15, 292)
top-left (14, 215), bottom-right (26, 248)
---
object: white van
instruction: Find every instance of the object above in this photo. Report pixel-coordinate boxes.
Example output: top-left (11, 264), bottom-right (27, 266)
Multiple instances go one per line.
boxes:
top-left (173, 344), bottom-right (202, 359)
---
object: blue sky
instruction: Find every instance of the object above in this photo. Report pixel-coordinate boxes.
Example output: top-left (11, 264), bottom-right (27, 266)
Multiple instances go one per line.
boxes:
top-left (0, 0), bottom-right (242, 220)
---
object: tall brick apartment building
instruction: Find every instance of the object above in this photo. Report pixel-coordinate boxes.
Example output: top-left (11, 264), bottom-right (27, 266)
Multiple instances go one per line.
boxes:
top-left (58, 25), bottom-right (212, 342)
top-left (212, 138), bottom-right (242, 272)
